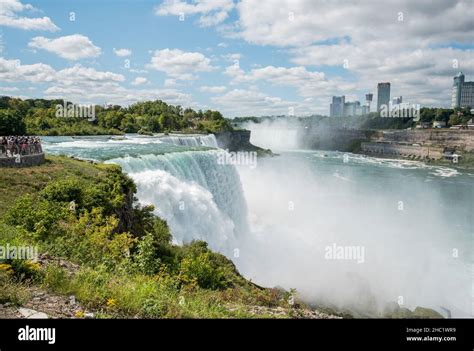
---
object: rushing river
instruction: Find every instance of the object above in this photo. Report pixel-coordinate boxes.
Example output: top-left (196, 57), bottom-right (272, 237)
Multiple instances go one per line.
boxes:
top-left (42, 134), bottom-right (473, 317)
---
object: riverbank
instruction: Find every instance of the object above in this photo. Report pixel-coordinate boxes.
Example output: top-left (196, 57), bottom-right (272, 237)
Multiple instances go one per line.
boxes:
top-left (0, 155), bottom-right (333, 319)
top-left (298, 127), bottom-right (474, 170)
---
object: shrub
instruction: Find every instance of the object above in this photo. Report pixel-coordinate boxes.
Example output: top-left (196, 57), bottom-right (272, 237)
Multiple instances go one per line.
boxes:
top-left (179, 252), bottom-right (230, 290)
top-left (3, 195), bottom-right (69, 240)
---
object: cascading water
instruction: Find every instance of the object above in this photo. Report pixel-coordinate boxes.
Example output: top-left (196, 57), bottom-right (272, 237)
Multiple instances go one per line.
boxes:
top-left (108, 150), bottom-right (248, 254)
top-left (159, 134), bottom-right (218, 148)
top-left (241, 121), bottom-right (301, 150)
top-left (42, 134), bottom-right (473, 317)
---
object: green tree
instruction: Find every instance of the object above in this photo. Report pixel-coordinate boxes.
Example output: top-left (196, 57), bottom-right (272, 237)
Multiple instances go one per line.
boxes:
top-left (448, 114), bottom-right (460, 126)
top-left (0, 109), bottom-right (26, 135)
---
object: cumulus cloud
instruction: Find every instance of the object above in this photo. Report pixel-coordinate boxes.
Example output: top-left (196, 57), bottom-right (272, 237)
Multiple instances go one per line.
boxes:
top-left (211, 88), bottom-right (297, 116)
top-left (0, 0), bottom-right (59, 31)
top-left (234, 0), bottom-right (474, 47)
top-left (225, 0), bottom-right (474, 108)
top-left (0, 56), bottom-right (191, 106)
top-left (225, 64), bottom-right (354, 102)
top-left (113, 48), bottom-right (132, 57)
top-left (147, 48), bottom-right (215, 79)
top-left (131, 77), bottom-right (148, 85)
top-left (28, 35), bottom-right (101, 60)
top-left (0, 57), bottom-right (57, 82)
top-left (155, 0), bottom-right (234, 27)
top-left (199, 85), bottom-right (227, 93)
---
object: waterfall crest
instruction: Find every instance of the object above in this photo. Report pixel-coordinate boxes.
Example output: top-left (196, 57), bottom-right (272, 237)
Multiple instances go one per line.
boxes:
top-left (109, 150), bottom-right (248, 253)
top-left (159, 134), bottom-right (218, 148)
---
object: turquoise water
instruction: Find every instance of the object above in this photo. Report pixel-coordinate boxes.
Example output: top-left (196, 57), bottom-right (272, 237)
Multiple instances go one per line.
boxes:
top-left (41, 135), bottom-right (473, 317)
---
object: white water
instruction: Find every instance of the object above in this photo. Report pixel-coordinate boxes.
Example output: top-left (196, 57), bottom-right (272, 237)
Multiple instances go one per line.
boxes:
top-left (108, 150), bottom-right (248, 254)
top-left (42, 134), bottom-right (473, 317)
top-left (242, 120), bottom-right (301, 150)
top-left (159, 134), bottom-right (218, 148)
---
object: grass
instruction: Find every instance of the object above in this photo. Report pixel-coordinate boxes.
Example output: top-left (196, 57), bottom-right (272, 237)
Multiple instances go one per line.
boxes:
top-left (0, 273), bottom-right (31, 306)
top-left (41, 264), bottom-right (292, 318)
top-left (1, 155), bottom-right (297, 319)
top-left (0, 155), bottom-right (117, 216)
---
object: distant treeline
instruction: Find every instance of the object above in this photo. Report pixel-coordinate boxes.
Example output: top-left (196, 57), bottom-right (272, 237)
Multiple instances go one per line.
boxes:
top-left (0, 96), bottom-right (233, 136)
top-left (233, 107), bottom-right (473, 129)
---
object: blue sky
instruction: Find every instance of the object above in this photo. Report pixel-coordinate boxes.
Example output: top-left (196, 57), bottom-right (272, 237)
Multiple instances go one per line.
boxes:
top-left (1, 0), bottom-right (473, 116)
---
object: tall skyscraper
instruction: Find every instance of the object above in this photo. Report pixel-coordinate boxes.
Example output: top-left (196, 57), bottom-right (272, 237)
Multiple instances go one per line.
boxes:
top-left (452, 72), bottom-right (474, 108)
top-left (377, 83), bottom-right (391, 112)
top-left (330, 96), bottom-right (345, 117)
top-left (365, 93), bottom-right (373, 113)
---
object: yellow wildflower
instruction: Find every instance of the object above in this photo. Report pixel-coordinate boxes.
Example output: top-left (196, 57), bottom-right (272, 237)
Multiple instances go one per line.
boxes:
top-left (75, 310), bottom-right (85, 318)
top-left (0, 263), bottom-right (13, 275)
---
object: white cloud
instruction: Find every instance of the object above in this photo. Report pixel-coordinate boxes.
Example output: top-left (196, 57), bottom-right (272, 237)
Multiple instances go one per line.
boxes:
top-left (221, 52), bottom-right (241, 62)
top-left (225, 64), bottom-right (352, 99)
top-left (198, 10), bottom-right (229, 27)
top-left (212, 88), bottom-right (296, 116)
top-left (57, 65), bottom-right (125, 85)
top-left (0, 57), bottom-right (56, 82)
top-left (0, 0), bottom-right (59, 31)
top-left (0, 56), bottom-right (191, 106)
top-left (131, 76), bottom-right (148, 85)
top-left (199, 85), bottom-right (227, 93)
top-left (155, 0), bottom-right (234, 27)
top-left (147, 48), bottom-right (214, 79)
top-left (43, 85), bottom-right (192, 107)
top-left (164, 79), bottom-right (178, 87)
top-left (227, 0), bottom-right (474, 108)
top-left (113, 48), bottom-right (132, 57)
top-left (0, 86), bottom-right (19, 92)
top-left (234, 0), bottom-right (474, 47)
top-left (0, 57), bottom-right (123, 85)
top-left (28, 34), bottom-right (101, 60)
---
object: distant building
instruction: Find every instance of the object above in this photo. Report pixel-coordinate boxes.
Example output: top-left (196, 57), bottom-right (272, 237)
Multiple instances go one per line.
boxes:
top-left (416, 121), bottom-right (432, 129)
top-left (377, 82), bottom-right (391, 112)
top-left (344, 101), bottom-right (361, 117)
top-left (392, 96), bottom-right (402, 105)
top-left (364, 93), bottom-right (373, 114)
top-left (451, 72), bottom-right (474, 108)
top-left (330, 96), bottom-right (345, 117)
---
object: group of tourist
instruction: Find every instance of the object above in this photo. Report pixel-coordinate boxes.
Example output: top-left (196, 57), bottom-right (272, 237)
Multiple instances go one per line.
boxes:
top-left (0, 136), bottom-right (42, 157)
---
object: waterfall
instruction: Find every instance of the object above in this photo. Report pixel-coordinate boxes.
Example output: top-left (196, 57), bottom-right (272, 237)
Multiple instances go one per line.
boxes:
top-left (108, 150), bottom-right (248, 253)
top-left (159, 134), bottom-right (218, 148)
top-left (241, 121), bottom-right (300, 150)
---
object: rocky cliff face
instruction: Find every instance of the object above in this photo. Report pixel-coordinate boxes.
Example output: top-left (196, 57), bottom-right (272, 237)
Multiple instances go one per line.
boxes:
top-left (300, 128), bottom-right (375, 152)
top-left (215, 130), bottom-right (272, 155)
top-left (300, 128), bottom-right (474, 153)
top-left (376, 130), bottom-right (474, 152)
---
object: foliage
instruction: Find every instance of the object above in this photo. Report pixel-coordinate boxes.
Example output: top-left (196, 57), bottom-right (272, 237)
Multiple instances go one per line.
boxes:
top-left (0, 96), bottom-right (233, 136)
top-left (0, 156), bottom-right (293, 318)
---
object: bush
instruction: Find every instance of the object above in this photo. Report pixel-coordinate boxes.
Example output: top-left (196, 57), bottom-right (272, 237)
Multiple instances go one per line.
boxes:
top-left (179, 251), bottom-right (230, 290)
top-left (51, 209), bottom-right (137, 269)
top-left (134, 233), bottom-right (162, 275)
top-left (3, 195), bottom-right (70, 240)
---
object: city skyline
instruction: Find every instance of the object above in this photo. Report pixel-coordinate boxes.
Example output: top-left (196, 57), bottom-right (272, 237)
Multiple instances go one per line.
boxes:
top-left (0, 0), bottom-right (473, 117)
